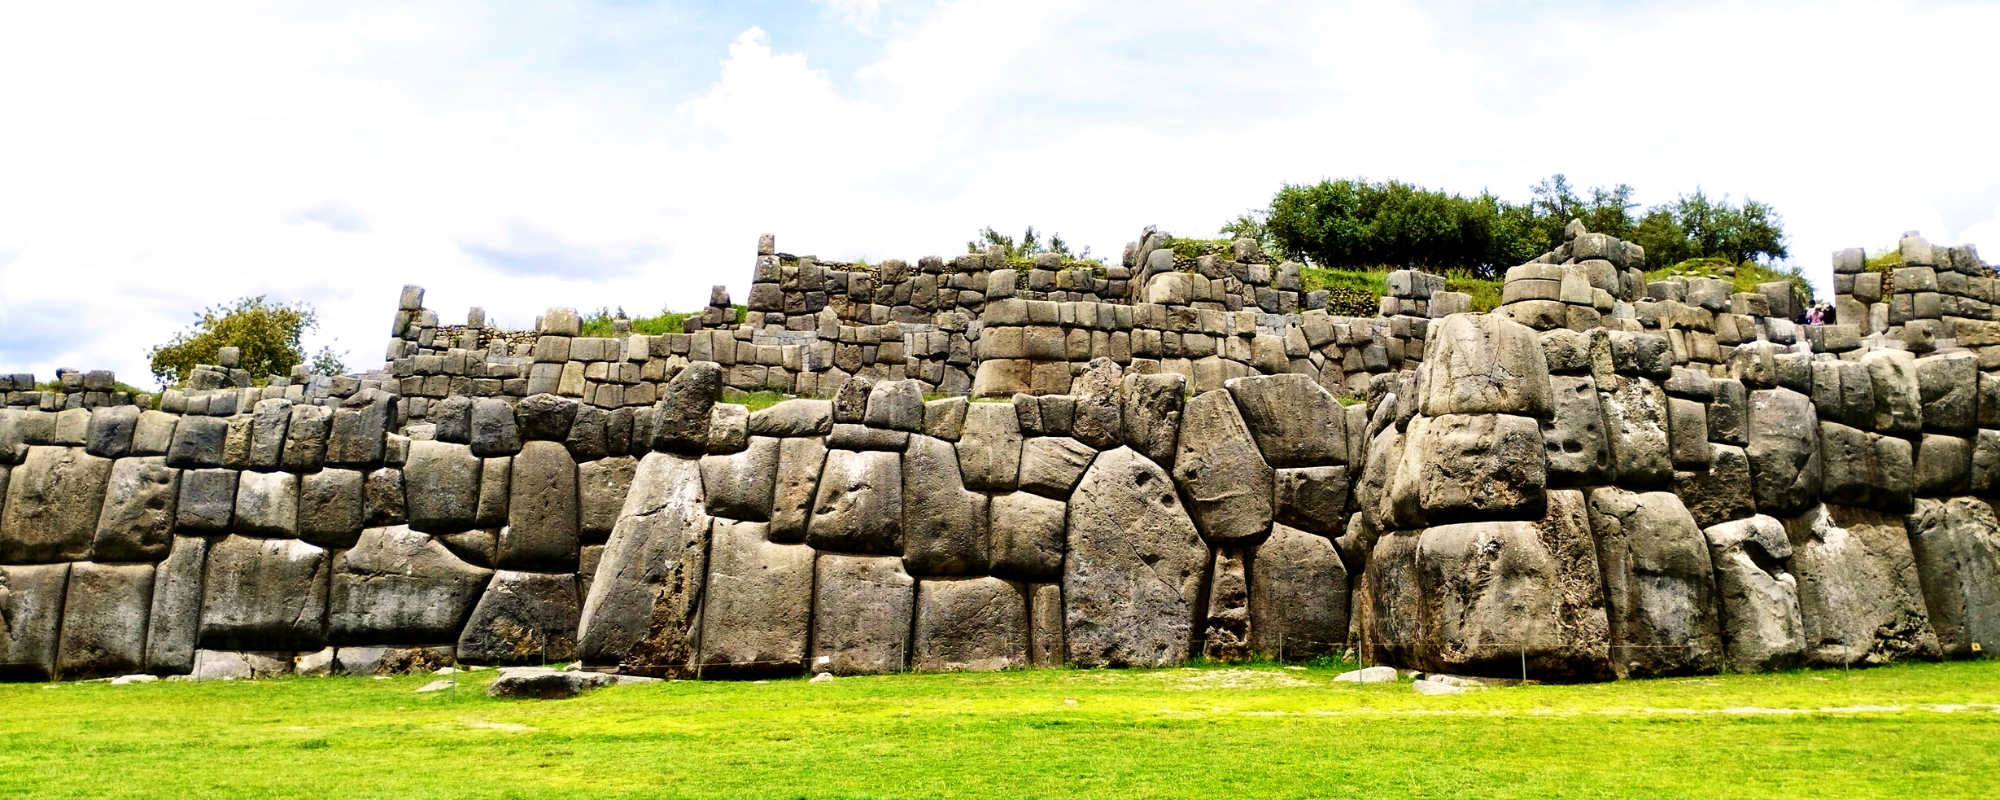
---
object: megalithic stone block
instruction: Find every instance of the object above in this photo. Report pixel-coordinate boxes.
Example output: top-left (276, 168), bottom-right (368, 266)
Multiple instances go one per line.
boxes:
top-left (577, 452), bottom-right (711, 676)
top-left (57, 562), bottom-right (155, 680)
top-left (1064, 447), bottom-right (1206, 668)
top-left (697, 520), bottom-right (812, 676)
top-left (811, 553), bottom-right (914, 675)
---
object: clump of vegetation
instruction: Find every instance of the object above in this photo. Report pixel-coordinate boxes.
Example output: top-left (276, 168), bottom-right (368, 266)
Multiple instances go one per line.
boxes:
top-left (718, 389), bottom-right (791, 411)
top-left (968, 225), bottom-right (1101, 268)
top-left (1298, 266), bottom-right (1501, 317)
top-left (147, 296), bottom-right (345, 388)
top-left (579, 307), bottom-right (705, 338)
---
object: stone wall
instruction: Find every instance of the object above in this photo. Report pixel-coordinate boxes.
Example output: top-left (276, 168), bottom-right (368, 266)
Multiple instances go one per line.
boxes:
top-left (3, 226), bottom-right (1997, 683)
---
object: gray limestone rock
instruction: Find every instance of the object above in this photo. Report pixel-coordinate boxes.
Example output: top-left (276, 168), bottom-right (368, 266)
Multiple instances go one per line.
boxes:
top-left (1201, 547), bottom-right (1251, 661)
top-left (431, 396), bottom-right (474, 445)
top-left (1702, 515), bottom-right (1806, 672)
top-left (864, 379), bottom-right (925, 432)
top-left (1545, 375), bottom-right (1610, 486)
top-left (924, 397), bottom-right (969, 442)
top-left (247, 398), bottom-right (292, 470)
top-left (1915, 434), bottom-right (1972, 497)
top-left (1121, 372), bottom-right (1185, 469)
top-left (697, 520), bottom-right (812, 676)
top-left (565, 403), bottom-right (609, 462)
top-left (299, 468), bottom-right (364, 548)
top-left (1273, 465), bottom-right (1349, 536)
top-left (470, 397), bottom-right (522, 457)
top-left (91, 456), bottom-right (179, 561)
top-left (334, 645), bottom-right (456, 676)
top-left (1172, 390), bottom-right (1274, 545)
top-left (56, 562), bottom-right (155, 679)
top-left (329, 525), bottom-right (492, 644)
top-left (2, 446), bottom-right (112, 563)
top-left (1915, 352), bottom-right (1977, 435)
top-left (1070, 359), bottom-right (1124, 450)
top-left (0, 564), bottom-right (69, 680)
top-left (132, 410), bottom-right (180, 457)
top-left (1667, 398), bottom-right (1710, 470)
top-left (1030, 583), bottom-right (1063, 667)
top-left (190, 649), bottom-right (293, 680)
top-left (1017, 436), bottom-right (1098, 499)
top-left (143, 535), bottom-right (210, 674)
top-left (176, 468), bottom-right (238, 532)
top-left (504, 440), bottom-right (579, 571)
top-left (901, 434), bottom-right (989, 576)
top-left (457, 570), bottom-right (581, 665)
top-left (166, 416), bottom-right (228, 468)
top-left (1586, 487), bottom-right (1722, 678)
top-left (1600, 378), bottom-right (1673, 489)
top-left (913, 576), bottom-right (1029, 672)
top-left (1063, 447), bottom-right (1206, 667)
top-left (958, 402), bottom-right (1023, 491)
top-left (199, 534), bottom-right (330, 650)
top-left (1863, 349), bottom-right (1922, 436)
top-left (806, 449), bottom-right (902, 555)
top-left (475, 456), bottom-right (512, 529)
top-left (1787, 504), bottom-right (1940, 665)
top-left (364, 468), bottom-right (407, 527)
top-left (701, 436), bottom-right (779, 522)
top-left (438, 529), bottom-right (496, 569)
top-left (746, 399), bottom-right (833, 438)
top-left (811, 554), bottom-right (915, 675)
top-left (280, 405), bottom-right (330, 473)
top-left (233, 470), bottom-right (299, 538)
top-left (578, 455), bottom-right (637, 542)
top-left (1904, 497), bottom-right (2000, 658)
top-left (1250, 523), bottom-right (1349, 660)
top-left (405, 441), bottom-right (482, 534)
top-left (1226, 373), bottom-right (1347, 467)
top-left (654, 362), bottom-right (722, 454)
top-left (833, 377), bottom-right (873, 424)
top-left (1708, 378), bottom-right (1749, 446)
top-left (326, 390), bottom-right (392, 467)
top-left (85, 405), bottom-right (140, 459)
top-left (989, 491), bottom-right (1066, 581)
top-left (516, 393), bottom-right (579, 442)
top-left (485, 667), bottom-right (637, 699)
top-left (1746, 388), bottom-right (1822, 515)
top-left (769, 436), bottom-right (827, 544)
top-left (1673, 444), bottom-right (1755, 529)
top-left (577, 452), bottom-right (712, 676)
top-left (1419, 313), bottom-right (1553, 419)
top-left (1415, 413), bottom-right (1547, 523)
top-left (705, 404), bottom-right (748, 454)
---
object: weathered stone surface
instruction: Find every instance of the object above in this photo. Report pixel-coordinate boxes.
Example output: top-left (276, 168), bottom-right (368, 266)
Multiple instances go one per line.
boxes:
top-left (1204, 543), bottom-right (1253, 662)
top-left (1915, 434), bottom-right (1972, 497)
top-left (1586, 487), bottom-right (1722, 678)
top-left (747, 399), bottom-right (833, 438)
top-left (1070, 359), bottom-right (1123, 450)
top-left (1413, 498), bottom-right (1614, 681)
top-left (1225, 374), bottom-right (1347, 468)
top-left (1273, 465), bottom-right (1349, 536)
top-left (806, 449), bottom-right (902, 554)
top-left (470, 398), bottom-right (521, 457)
top-left (199, 535), bottom-right (330, 650)
top-left (438, 529), bottom-right (495, 568)
top-left (0, 564), bottom-right (69, 680)
top-left (1029, 583), bottom-right (1063, 667)
top-left (1017, 436), bottom-right (1097, 499)
top-left (989, 491), bottom-right (1065, 581)
top-left (1702, 515), bottom-right (1805, 672)
top-left (1172, 390), bottom-right (1274, 545)
top-left (1121, 372), bottom-right (1185, 468)
top-left (1863, 349), bottom-right (1922, 436)
top-left (575, 455), bottom-right (635, 544)
top-left (1064, 447), bottom-right (1206, 667)
top-left (515, 393), bottom-right (578, 442)
top-left (485, 667), bottom-right (640, 698)
top-left (326, 390), bottom-right (393, 467)
top-left (697, 520), bottom-right (812, 676)
top-left (700, 437), bottom-right (779, 522)
top-left (132, 410), bottom-right (179, 457)
top-left (653, 362), bottom-right (721, 454)
top-left (503, 440), bottom-right (579, 571)
top-left (329, 525), bottom-right (492, 644)
top-left (913, 576), bottom-right (1029, 672)
top-left (1249, 523), bottom-right (1348, 660)
top-left (706, 404), bottom-right (748, 454)
top-left (1600, 379), bottom-right (1673, 489)
top-left (1544, 375), bottom-right (1610, 486)
top-left (1416, 413), bottom-right (1547, 523)
top-left (405, 441), bottom-right (482, 534)
top-left (901, 434), bottom-right (989, 576)
top-left (2, 446), bottom-right (113, 563)
top-left (143, 535), bottom-right (210, 674)
top-left (1673, 444), bottom-right (1755, 529)
top-left (864, 379), bottom-right (925, 432)
top-left (1915, 352), bottom-right (1977, 435)
top-left (1420, 313), bottom-right (1553, 419)
top-left (812, 554), bottom-right (915, 675)
top-left (92, 456), bottom-right (179, 561)
top-left (1361, 528), bottom-right (1424, 668)
top-left (190, 649), bottom-right (292, 681)
top-left (85, 405), bottom-right (140, 459)
top-left (457, 570), bottom-right (581, 665)
top-left (564, 404), bottom-right (609, 461)
top-left (923, 397), bottom-right (969, 442)
top-left (247, 399), bottom-right (291, 470)
top-left (166, 416), bottom-right (228, 468)
top-left (280, 405), bottom-right (330, 472)
top-left (769, 436), bottom-right (826, 544)
top-left (298, 468), bottom-right (364, 548)
top-left (577, 453), bottom-right (711, 676)
top-left (335, 645), bottom-right (455, 676)
top-left (56, 562), bottom-right (154, 679)
top-left (1904, 497), bottom-right (2000, 658)
top-left (958, 402), bottom-right (1023, 491)
top-left (233, 470), bottom-right (299, 538)
top-left (1746, 388), bottom-right (1821, 515)
top-left (1787, 504), bottom-right (1940, 665)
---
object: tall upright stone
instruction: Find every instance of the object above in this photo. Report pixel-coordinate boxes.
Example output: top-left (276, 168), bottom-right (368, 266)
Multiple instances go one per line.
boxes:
top-left (1064, 447), bottom-right (1207, 667)
top-left (1172, 390), bottom-right (1273, 545)
top-left (577, 452), bottom-right (712, 676)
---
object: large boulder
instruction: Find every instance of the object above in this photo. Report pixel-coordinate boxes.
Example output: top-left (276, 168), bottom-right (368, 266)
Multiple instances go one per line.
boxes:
top-left (901, 434), bottom-right (989, 576)
top-left (700, 436), bottom-right (779, 522)
top-left (199, 535), bottom-right (331, 651)
top-left (1225, 374), bottom-right (1346, 468)
top-left (1121, 372), bottom-right (1185, 468)
top-left (768, 436), bottom-right (826, 544)
top-left (1063, 447), bottom-right (1207, 667)
top-left (1, 446), bottom-right (113, 563)
top-left (91, 456), bottom-right (179, 562)
top-left (1419, 313), bottom-right (1553, 419)
top-left (696, 520), bottom-right (812, 676)
top-left (143, 535), bottom-right (210, 674)
top-left (1172, 390), bottom-right (1274, 545)
top-left (0, 564), bottom-right (70, 680)
top-left (56, 562), bottom-right (154, 679)
top-left (1673, 444), bottom-right (1755, 529)
top-left (1414, 413), bottom-right (1546, 523)
top-left (328, 525), bottom-right (492, 644)
top-left (1586, 487), bottom-right (1722, 677)
top-left (457, 570), bottom-right (581, 665)
top-left (811, 554), bottom-right (915, 675)
top-left (805, 449), bottom-right (902, 555)
top-left (1702, 515), bottom-right (1806, 672)
top-left (1904, 497), bottom-right (2000, 658)
top-left (958, 402), bottom-right (1023, 490)
top-left (1862, 349), bottom-right (1922, 436)
top-left (989, 491), bottom-right (1065, 581)
top-left (1746, 388), bottom-right (1822, 515)
top-left (1249, 524), bottom-right (1349, 661)
top-left (1069, 359), bottom-right (1124, 450)
top-left (912, 576), bottom-right (1029, 672)
top-left (1273, 466), bottom-right (1349, 536)
top-left (234, 470), bottom-right (300, 538)
top-left (1786, 505), bottom-right (1939, 665)
top-left (405, 441), bottom-right (482, 533)
top-left (1915, 352), bottom-right (1977, 435)
top-left (576, 453), bottom-right (712, 676)
top-left (578, 455), bottom-right (636, 542)
top-left (503, 440), bottom-right (579, 571)
top-left (298, 468), bottom-right (365, 548)
top-left (1017, 436), bottom-right (1097, 498)
top-left (1544, 375), bottom-right (1610, 486)
top-left (1599, 379), bottom-right (1673, 488)
top-left (652, 362), bottom-right (721, 453)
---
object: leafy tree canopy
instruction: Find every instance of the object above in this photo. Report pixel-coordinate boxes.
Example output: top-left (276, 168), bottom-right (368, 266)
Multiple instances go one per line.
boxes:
top-left (148, 296), bottom-right (343, 387)
top-left (967, 226), bottom-right (1090, 262)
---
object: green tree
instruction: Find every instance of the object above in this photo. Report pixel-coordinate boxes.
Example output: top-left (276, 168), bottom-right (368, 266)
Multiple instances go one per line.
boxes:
top-left (967, 226), bottom-right (1084, 261)
top-left (147, 296), bottom-right (320, 387)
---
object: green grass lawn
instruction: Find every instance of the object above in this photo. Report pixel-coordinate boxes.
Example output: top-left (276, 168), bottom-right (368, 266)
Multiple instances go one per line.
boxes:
top-left (3, 660), bottom-right (1997, 799)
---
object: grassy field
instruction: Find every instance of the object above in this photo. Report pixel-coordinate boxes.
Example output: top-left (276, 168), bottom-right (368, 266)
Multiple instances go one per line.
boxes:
top-left (2, 659), bottom-right (1997, 799)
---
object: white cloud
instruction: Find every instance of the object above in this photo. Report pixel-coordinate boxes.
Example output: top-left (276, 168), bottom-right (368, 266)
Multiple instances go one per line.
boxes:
top-left (813, 0), bottom-right (887, 32)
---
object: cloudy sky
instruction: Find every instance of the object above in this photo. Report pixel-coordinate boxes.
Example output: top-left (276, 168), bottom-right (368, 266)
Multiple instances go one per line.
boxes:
top-left (2, 0), bottom-right (1996, 386)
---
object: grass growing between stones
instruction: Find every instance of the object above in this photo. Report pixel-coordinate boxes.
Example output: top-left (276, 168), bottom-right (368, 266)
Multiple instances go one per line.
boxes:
top-left (3, 659), bottom-right (1998, 799)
